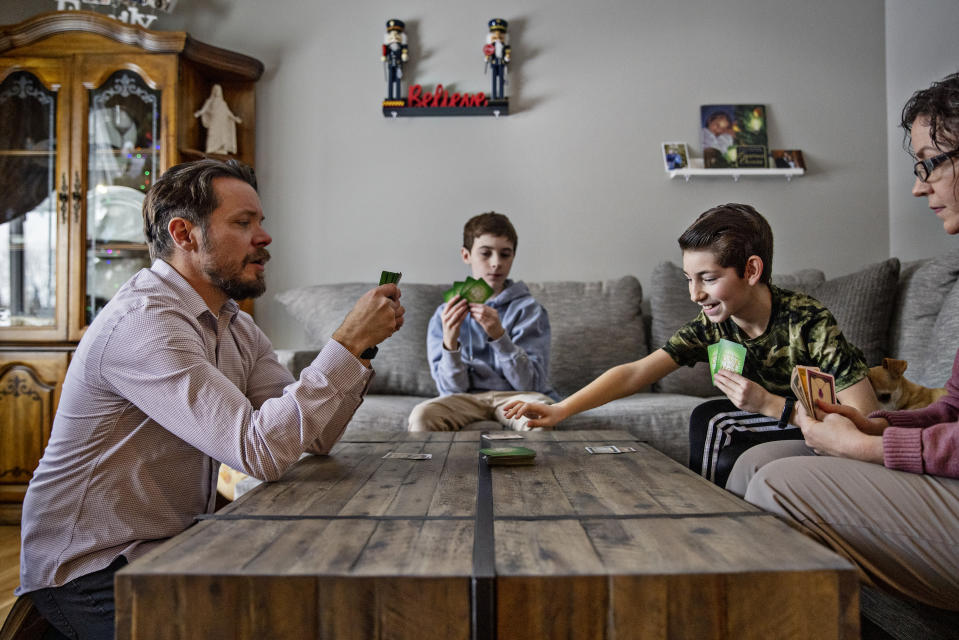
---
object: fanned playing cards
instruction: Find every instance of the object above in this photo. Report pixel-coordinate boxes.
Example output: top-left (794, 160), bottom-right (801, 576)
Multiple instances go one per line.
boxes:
top-left (443, 276), bottom-right (494, 303)
top-left (790, 365), bottom-right (837, 417)
top-left (708, 338), bottom-right (746, 383)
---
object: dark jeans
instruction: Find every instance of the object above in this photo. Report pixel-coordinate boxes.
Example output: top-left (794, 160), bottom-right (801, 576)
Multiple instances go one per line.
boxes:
top-left (29, 556), bottom-right (127, 640)
top-left (688, 398), bottom-right (804, 488)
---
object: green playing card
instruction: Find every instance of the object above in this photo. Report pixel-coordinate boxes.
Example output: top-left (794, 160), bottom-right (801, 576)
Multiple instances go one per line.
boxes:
top-left (459, 277), bottom-right (494, 303)
top-left (443, 280), bottom-right (466, 302)
top-left (480, 446), bottom-right (536, 466)
top-left (379, 270), bottom-right (402, 285)
top-left (707, 342), bottom-right (719, 381)
top-left (710, 338), bottom-right (746, 381)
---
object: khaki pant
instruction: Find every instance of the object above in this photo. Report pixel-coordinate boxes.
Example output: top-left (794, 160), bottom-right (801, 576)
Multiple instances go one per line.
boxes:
top-left (408, 390), bottom-right (554, 432)
top-left (728, 440), bottom-right (959, 610)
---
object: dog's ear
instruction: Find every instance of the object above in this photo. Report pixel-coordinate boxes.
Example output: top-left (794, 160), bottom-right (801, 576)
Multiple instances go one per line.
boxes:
top-left (883, 358), bottom-right (908, 377)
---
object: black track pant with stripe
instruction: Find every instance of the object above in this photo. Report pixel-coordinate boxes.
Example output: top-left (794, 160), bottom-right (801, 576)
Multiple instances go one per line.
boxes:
top-left (688, 398), bottom-right (804, 488)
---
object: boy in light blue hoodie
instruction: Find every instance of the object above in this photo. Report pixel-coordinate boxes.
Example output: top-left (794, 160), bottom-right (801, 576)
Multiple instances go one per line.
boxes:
top-left (408, 212), bottom-right (558, 431)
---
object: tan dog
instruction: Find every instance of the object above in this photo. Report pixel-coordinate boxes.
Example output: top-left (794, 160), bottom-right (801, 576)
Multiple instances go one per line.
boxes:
top-left (867, 358), bottom-right (948, 411)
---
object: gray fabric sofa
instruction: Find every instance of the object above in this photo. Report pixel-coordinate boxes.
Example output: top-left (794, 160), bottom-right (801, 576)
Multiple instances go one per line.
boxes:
top-left (274, 248), bottom-right (959, 465)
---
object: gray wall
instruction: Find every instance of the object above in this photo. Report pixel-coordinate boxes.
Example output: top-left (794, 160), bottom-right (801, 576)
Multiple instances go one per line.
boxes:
top-left (885, 0), bottom-right (959, 261)
top-left (1, 1), bottom-right (907, 349)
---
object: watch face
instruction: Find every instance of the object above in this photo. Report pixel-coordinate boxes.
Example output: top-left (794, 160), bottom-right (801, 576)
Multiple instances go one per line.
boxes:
top-left (360, 346), bottom-right (378, 359)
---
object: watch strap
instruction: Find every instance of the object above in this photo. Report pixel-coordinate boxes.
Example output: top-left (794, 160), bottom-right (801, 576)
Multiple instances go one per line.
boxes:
top-left (778, 396), bottom-right (795, 429)
top-left (360, 346), bottom-right (378, 360)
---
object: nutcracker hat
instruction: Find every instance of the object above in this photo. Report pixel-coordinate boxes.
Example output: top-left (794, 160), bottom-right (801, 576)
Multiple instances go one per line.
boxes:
top-left (386, 19), bottom-right (405, 32)
top-left (488, 18), bottom-right (508, 32)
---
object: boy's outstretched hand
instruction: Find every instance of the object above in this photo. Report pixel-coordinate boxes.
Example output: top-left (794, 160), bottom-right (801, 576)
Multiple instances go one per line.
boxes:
top-left (502, 399), bottom-right (564, 428)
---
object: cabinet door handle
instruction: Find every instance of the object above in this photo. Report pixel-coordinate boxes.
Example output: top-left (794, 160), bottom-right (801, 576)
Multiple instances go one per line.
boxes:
top-left (72, 171), bottom-right (81, 224)
top-left (58, 173), bottom-right (68, 224)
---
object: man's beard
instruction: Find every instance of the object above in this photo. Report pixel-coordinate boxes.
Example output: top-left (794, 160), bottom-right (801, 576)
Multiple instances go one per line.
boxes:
top-left (201, 246), bottom-right (270, 301)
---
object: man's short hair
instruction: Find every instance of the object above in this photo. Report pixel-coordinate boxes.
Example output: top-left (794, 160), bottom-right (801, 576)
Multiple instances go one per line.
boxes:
top-left (463, 211), bottom-right (518, 251)
top-left (143, 158), bottom-right (257, 261)
top-left (677, 203), bottom-right (773, 284)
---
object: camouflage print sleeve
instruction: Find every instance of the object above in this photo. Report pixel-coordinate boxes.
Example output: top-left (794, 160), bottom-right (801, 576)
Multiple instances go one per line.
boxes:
top-left (662, 314), bottom-right (713, 368)
top-left (803, 307), bottom-right (869, 391)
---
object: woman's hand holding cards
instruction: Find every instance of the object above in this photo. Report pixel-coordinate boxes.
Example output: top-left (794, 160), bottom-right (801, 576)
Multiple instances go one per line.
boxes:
top-left (794, 401), bottom-right (885, 462)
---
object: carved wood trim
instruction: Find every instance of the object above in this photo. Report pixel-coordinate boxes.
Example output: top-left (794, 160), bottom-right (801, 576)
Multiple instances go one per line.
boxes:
top-left (0, 11), bottom-right (263, 81)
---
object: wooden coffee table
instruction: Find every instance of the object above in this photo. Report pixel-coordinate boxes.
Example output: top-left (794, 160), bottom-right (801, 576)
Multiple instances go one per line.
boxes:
top-left (114, 430), bottom-right (858, 639)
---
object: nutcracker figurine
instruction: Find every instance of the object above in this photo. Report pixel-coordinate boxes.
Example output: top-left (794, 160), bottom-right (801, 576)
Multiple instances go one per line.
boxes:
top-left (483, 19), bottom-right (510, 101)
top-left (382, 19), bottom-right (408, 101)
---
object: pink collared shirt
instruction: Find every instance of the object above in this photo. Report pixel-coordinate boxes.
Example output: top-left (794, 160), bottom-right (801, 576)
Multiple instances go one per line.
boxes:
top-left (17, 259), bottom-right (372, 593)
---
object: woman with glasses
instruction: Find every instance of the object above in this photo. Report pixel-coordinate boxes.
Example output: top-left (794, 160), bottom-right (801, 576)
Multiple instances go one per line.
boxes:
top-left (726, 72), bottom-right (959, 611)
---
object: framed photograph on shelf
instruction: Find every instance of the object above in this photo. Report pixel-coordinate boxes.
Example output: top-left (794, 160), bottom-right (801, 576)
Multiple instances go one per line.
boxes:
top-left (770, 149), bottom-right (805, 170)
top-left (662, 142), bottom-right (689, 171)
top-left (700, 104), bottom-right (768, 168)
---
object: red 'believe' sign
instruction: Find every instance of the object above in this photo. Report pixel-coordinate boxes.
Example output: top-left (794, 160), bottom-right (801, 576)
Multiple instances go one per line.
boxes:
top-left (407, 84), bottom-right (488, 108)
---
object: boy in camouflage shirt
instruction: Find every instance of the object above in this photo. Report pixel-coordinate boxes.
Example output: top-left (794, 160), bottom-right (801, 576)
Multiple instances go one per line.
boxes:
top-left (504, 203), bottom-right (878, 486)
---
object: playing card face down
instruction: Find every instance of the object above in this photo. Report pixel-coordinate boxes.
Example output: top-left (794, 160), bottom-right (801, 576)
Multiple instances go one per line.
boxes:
top-left (480, 446), bottom-right (536, 466)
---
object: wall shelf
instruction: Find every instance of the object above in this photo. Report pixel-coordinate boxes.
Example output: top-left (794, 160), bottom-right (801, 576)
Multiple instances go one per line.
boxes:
top-left (667, 167), bottom-right (804, 182)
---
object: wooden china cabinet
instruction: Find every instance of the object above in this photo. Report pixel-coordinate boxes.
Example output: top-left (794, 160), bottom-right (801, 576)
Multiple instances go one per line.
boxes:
top-left (0, 11), bottom-right (263, 523)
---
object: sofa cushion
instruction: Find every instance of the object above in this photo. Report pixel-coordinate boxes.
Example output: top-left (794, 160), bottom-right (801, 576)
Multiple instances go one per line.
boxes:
top-left (648, 262), bottom-right (827, 396)
top-left (797, 258), bottom-right (901, 367)
top-left (276, 283), bottom-right (445, 396)
top-left (888, 249), bottom-right (959, 386)
top-left (527, 277), bottom-right (647, 397)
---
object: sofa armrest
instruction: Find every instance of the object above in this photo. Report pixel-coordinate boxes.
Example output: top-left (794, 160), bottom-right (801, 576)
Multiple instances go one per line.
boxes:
top-left (274, 349), bottom-right (321, 378)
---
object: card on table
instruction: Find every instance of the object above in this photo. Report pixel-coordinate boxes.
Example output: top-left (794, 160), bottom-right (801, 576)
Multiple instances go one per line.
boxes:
top-left (382, 451), bottom-right (432, 460)
top-left (482, 432), bottom-right (524, 440)
top-left (709, 338), bottom-right (746, 382)
top-left (585, 445), bottom-right (638, 454)
top-left (480, 446), bottom-right (536, 466)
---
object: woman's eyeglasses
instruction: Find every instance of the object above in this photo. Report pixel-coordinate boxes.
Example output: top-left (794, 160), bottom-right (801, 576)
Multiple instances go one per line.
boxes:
top-left (914, 149), bottom-right (959, 182)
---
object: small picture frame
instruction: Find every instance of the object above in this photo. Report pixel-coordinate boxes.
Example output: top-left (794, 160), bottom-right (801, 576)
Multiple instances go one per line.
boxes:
top-left (770, 149), bottom-right (805, 170)
top-left (662, 142), bottom-right (689, 171)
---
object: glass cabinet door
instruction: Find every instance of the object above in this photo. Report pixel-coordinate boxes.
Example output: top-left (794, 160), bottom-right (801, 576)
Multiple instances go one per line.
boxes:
top-left (85, 69), bottom-right (158, 326)
top-left (0, 69), bottom-right (66, 340)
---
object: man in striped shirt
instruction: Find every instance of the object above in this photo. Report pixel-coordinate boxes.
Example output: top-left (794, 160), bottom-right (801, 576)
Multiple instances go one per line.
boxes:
top-left (16, 159), bottom-right (405, 639)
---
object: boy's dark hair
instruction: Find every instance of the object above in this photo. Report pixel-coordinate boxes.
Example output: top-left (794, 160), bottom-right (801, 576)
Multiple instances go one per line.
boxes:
top-left (678, 203), bottom-right (773, 284)
top-left (143, 158), bottom-right (258, 261)
top-left (901, 71), bottom-right (959, 156)
top-left (463, 211), bottom-right (518, 251)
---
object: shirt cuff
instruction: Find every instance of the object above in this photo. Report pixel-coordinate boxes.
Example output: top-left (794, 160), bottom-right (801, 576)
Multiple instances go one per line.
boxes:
top-left (489, 333), bottom-right (518, 355)
top-left (882, 426), bottom-right (924, 474)
top-left (312, 339), bottom-right (374, 390)
top-left (869, 410), bottom-right (923, 428)
top-left (442, 346), bottom-right (464, 364)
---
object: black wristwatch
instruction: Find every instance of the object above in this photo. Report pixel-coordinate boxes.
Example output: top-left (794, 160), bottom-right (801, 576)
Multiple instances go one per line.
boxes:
top-left (360, 346), bottom-right (378, 360)
top-left (778, 396), bottom-right (795, 429)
